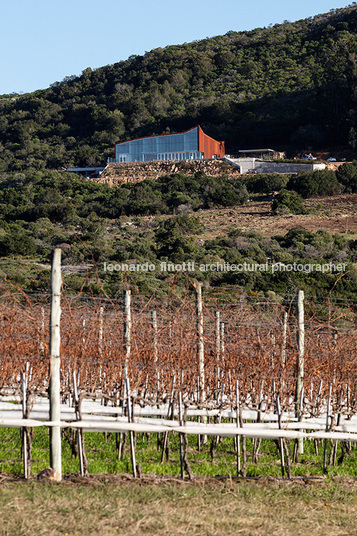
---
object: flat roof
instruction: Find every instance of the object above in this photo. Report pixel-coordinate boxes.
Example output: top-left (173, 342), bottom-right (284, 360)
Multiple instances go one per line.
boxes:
top-left (66, 167), bottom-right (105, 171)
top-left (238, 149), bottom-right (275, 153)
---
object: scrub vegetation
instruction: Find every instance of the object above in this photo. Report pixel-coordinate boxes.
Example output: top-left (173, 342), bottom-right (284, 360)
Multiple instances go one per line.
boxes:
top-left (1, 164), bottom-right (357, 299)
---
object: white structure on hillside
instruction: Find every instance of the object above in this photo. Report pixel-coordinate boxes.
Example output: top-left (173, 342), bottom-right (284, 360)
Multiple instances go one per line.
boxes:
top-left (223, 157), bottom-right (326, 174)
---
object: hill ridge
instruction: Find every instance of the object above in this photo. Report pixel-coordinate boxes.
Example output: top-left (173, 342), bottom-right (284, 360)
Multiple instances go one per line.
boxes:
top-left (1, 4), bottom-right (357, 172)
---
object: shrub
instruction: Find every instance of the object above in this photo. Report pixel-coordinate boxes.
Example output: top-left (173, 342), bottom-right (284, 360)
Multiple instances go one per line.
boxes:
top-left (287, 170), bottom-right (341, 198)
top-left (337, 162), bottom-right (357, 192)
top-left (246, 173), bottom-right (289, 194)
top-left (272, 189), bottom-right (305, 214)
top-left (0, 226), bottom-right (36, 256)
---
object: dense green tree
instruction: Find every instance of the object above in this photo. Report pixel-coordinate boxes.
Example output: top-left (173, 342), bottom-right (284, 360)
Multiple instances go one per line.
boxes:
top-left (337, 161), bottom-right (357, 192)
top-left (155, 215), bottom-right (201, 261)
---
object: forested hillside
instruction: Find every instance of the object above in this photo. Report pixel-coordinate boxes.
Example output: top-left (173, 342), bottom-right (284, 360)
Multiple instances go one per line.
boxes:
top-left (1, 5), bottom-right (357, 171)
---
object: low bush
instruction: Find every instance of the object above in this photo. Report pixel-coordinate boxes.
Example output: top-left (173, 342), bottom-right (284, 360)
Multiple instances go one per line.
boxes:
top-left (272, 189), bottom-right (305, 214)
top-left (287, 170), bottom-right (341, 198)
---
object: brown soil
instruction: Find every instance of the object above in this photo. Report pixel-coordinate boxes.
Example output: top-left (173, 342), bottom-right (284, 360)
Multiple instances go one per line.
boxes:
top-left (197, 194), bottom-right (357, 240)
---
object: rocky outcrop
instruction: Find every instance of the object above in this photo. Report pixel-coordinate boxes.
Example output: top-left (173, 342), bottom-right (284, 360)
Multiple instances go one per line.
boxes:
top-left (97, 159), bottom-right (240, 186)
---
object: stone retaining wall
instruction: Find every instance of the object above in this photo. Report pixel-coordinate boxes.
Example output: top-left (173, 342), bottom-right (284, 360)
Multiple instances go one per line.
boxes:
top-left (97, 160), bottom-right (240, 186)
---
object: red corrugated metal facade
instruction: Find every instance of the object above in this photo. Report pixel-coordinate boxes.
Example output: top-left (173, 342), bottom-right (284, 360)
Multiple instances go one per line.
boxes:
top-left (198, 126), bottom-right (225, 158)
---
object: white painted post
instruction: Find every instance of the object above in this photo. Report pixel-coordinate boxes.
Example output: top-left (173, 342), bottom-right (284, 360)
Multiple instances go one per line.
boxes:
top-left (296, 290), bottom-right (305, 455)
top-left (123, 290), bottom-right (131, 379)
top-left (49, 248), bottom-right (62, 481)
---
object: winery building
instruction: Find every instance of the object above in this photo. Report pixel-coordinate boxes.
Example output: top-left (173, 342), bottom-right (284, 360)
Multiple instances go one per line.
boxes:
top-left (114, 126), bottom-right (225, 163)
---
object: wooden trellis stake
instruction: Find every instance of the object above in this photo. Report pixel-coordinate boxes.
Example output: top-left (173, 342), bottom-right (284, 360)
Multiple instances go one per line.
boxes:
top-left (296, 290), bottom-right (305, 455)
top-left (49, 248), bottom-right (62, 481)
top-left (123, 290), bottom-right (131, 379)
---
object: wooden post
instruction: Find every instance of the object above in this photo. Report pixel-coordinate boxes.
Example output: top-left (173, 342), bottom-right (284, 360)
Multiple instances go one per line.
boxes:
top-left (239, 402), bottom-right (247, 478)
top-left (125, 377), bottom-right (137, 478)
top-left (196, 283), bottom-right (205, 404)
top-left (178, 391), bottom-right (184, 479)
top-left (73, 371), bottom-right (88, 476)
top-left (98, 306), bottom-right (104, 386)
top-left (39, 307), bottom-right (45, 355)
top-left (123, 290), bottom-right (131, 379)
top-left (196, 283), bottom-right (207, 445)
top-left (178, 391), bottom-right (193, 480)
top-left (215, 311), bottom-right (220, 386)
top-left (151, 310), bottom-right (159, 391)
top-left (252, 379), bottom-right (264, 463)
top-left (73, 372), bottom-right (83, 476)
top-left (323, 383), bottom-right (332, 475)
top-left (220, 322), bottom-right (225, 360)
top-left (296, 290), bottom-right (304, 455)
top-left (21, 370), bottom-right (28, 479)
top-left (49, 248), bottom-right (62, 481)
top-left (99, 306), bottom-right (103, 354)
top-left (220, 321), bottom-right (225, 385)
top-left (151, 310), bottom-right (158, 364)
top-left (161, 375), bottom-right (175, 462)
top-left (235, 380), bottom-right (241, 476)
top-left (276, 395), bottom-right (285, 477)
top-left (281, 310), bottom-right (288, 392)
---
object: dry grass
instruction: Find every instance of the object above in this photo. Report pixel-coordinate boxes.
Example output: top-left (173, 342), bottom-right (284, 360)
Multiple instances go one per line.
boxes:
top-left (196, 193), bottom-right (357, 240)
top-left (0, 476), bottom-right (356, 535)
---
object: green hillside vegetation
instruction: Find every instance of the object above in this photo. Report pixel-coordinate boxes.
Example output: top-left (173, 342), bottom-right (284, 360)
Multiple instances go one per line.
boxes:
top-left (1, 5), bottom-right (357, 171)
top-left (246, 164), bottom-right (357, 213)
top-left (1, 166), bottom-right (357, 300)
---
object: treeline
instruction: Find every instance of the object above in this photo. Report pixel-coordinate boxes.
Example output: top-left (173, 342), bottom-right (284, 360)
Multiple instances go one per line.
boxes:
top-left (0, 169), bottom-right (247, 222)
top-left (1, 6), bottom-right (357, 171)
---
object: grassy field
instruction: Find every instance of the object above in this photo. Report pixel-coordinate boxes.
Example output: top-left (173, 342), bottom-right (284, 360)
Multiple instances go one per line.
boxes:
top-left (0, 476), bottom-right (357, 535)
top-left (196, 193), bottom-right (357, 240)
top-left (1, 427), bottom-right (357, 480)
top-left (2, 427), bottom-right (357, 535)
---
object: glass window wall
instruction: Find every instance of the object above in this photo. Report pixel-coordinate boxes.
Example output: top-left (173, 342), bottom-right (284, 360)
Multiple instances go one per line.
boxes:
top-left (116, 127), bottom-right (199, 162)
